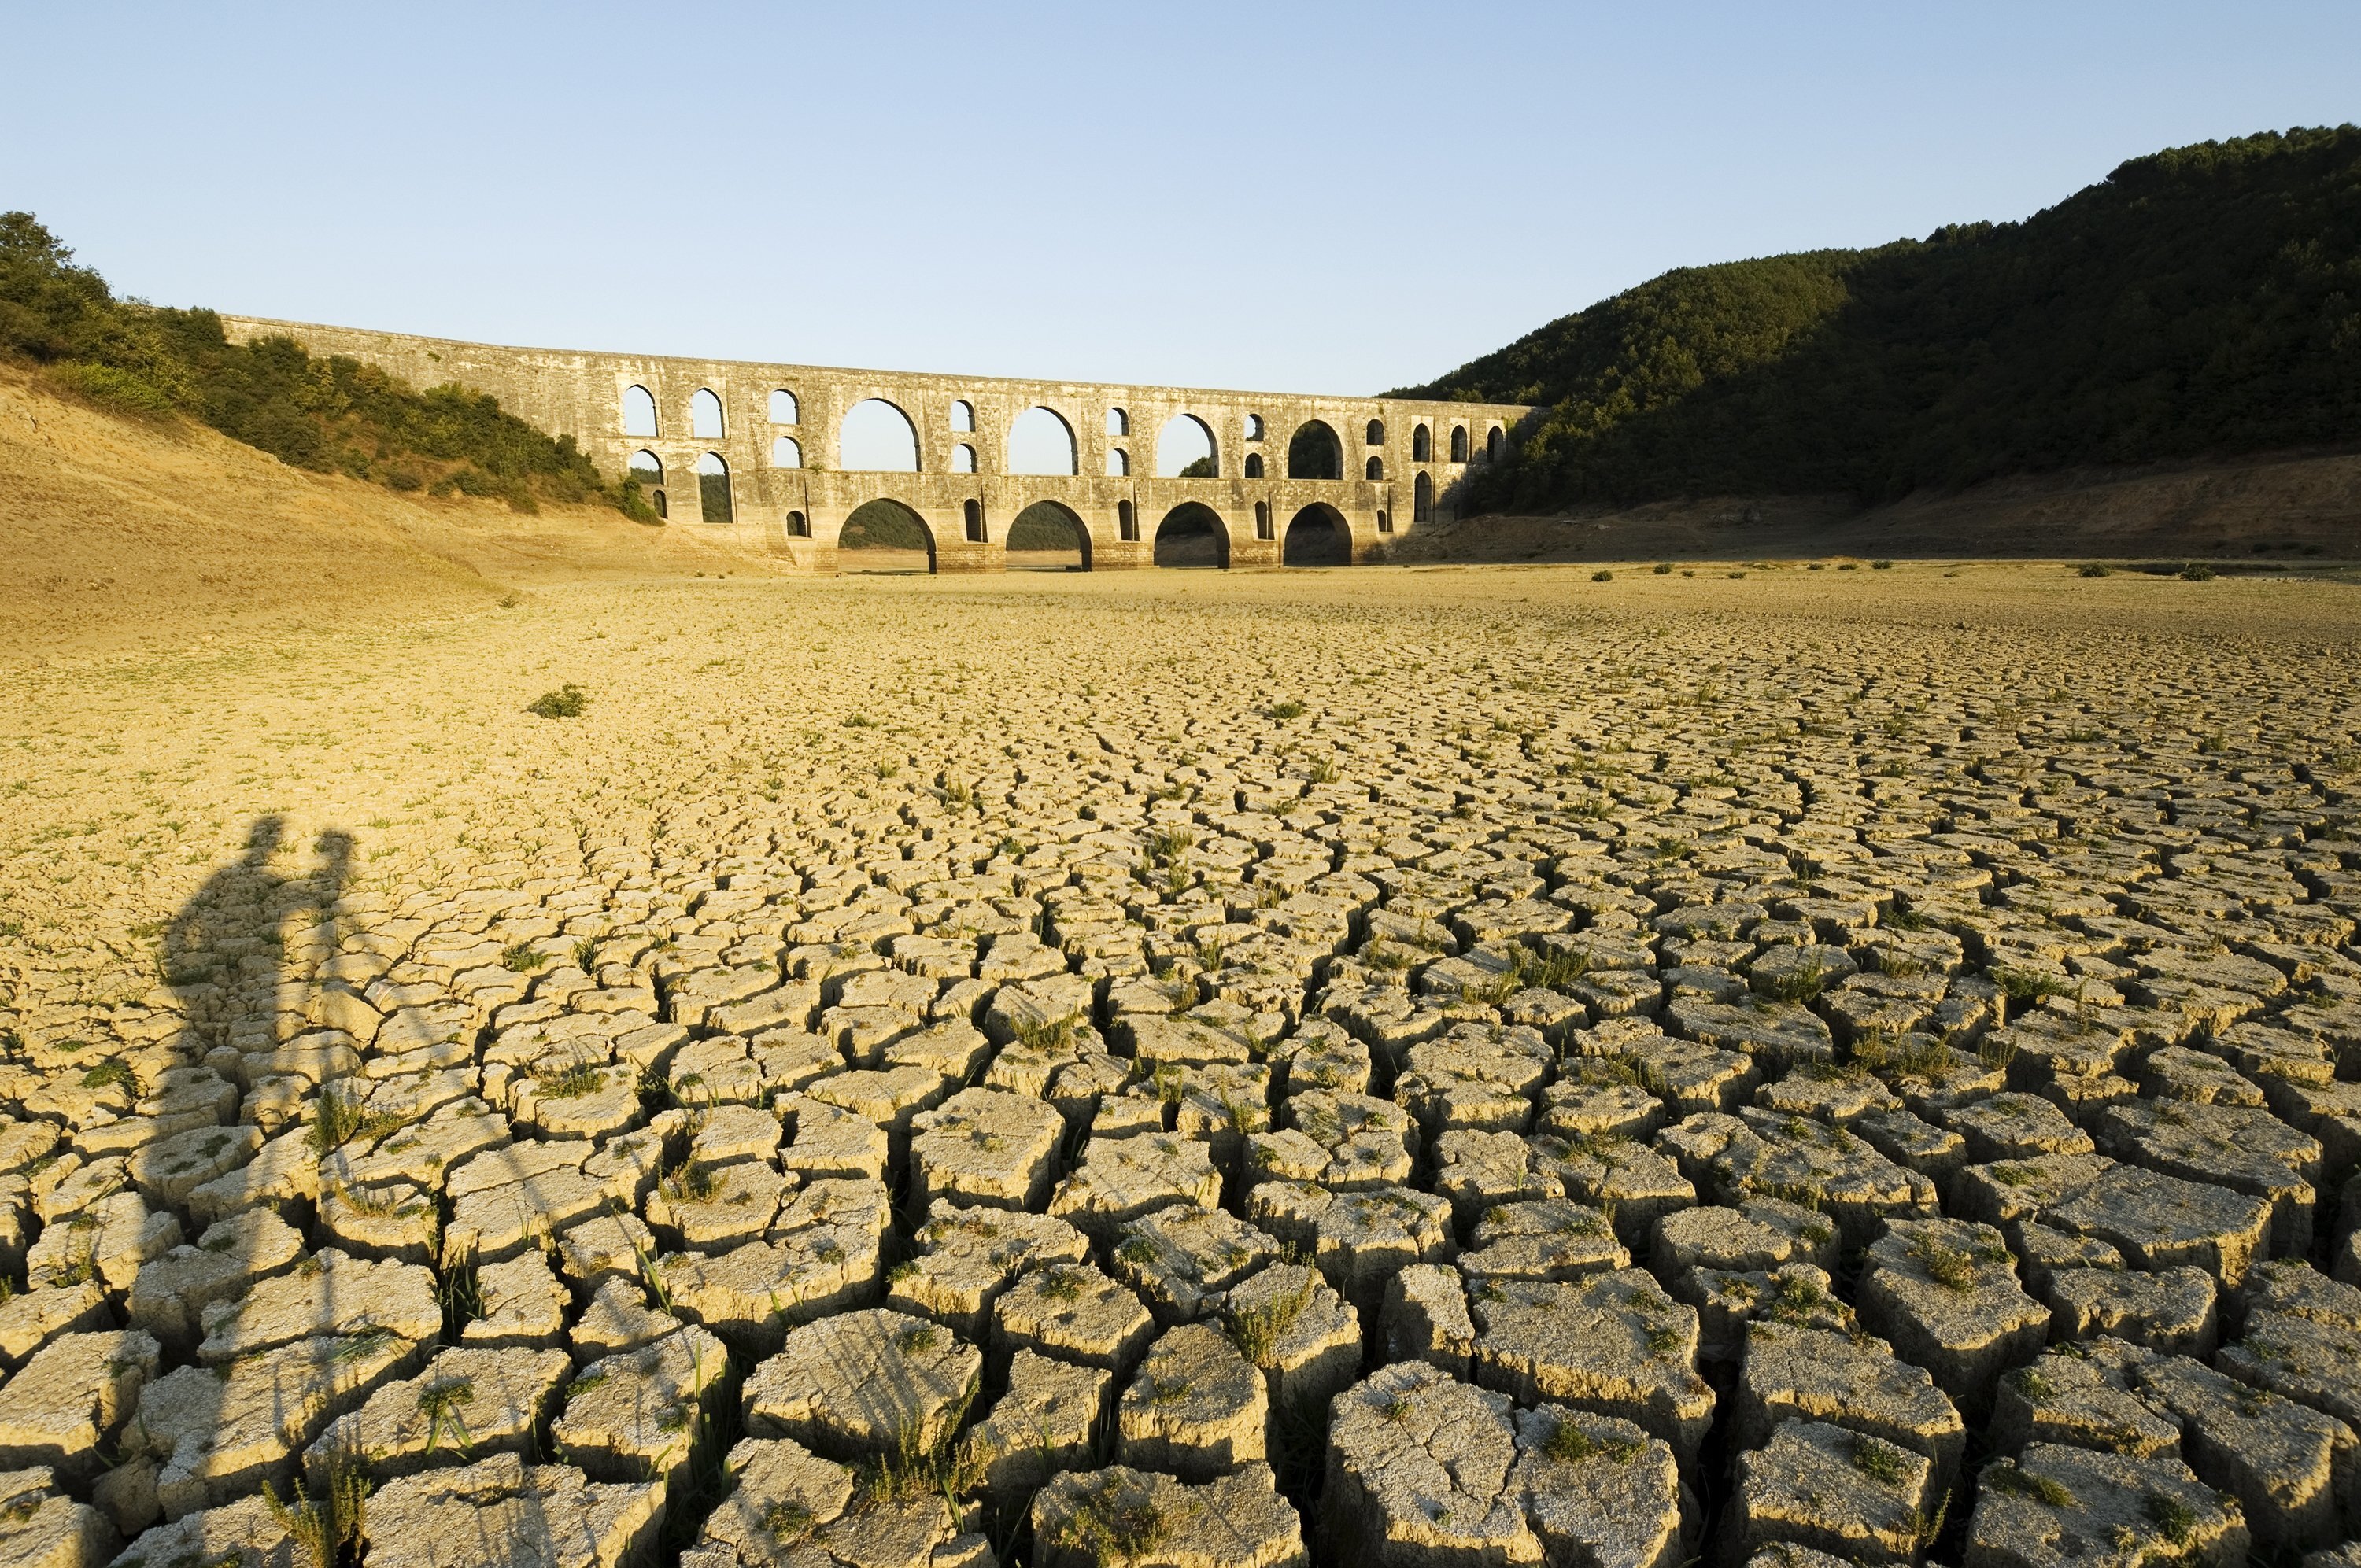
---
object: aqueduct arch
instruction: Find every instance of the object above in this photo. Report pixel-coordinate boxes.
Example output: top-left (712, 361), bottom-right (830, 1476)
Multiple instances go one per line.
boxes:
top-left (1282, 504), bottom-right (1351, 567)
top-left (1154, 504), bottom-right (1229, 569)
top-left (1007, 500), bottom-right (1091, 570)
top-left (216, 314), bottom-right (1532, 574)
top-left (837, 498), bottom-right (936, 573)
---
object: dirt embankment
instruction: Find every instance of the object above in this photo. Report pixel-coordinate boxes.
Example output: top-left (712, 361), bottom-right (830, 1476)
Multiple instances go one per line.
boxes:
top-left (1398, 446), bottom-right (2361, 564)
top-left (0, 367), bottom-right (790, 660)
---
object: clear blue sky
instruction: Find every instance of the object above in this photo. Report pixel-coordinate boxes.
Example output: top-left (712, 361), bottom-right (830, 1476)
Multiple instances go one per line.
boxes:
top-left (4, 2), bottom-right (2355, 395)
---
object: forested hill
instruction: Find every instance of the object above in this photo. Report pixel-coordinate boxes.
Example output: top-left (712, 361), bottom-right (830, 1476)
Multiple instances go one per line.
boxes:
top-left (0, 212), bottom-right (645, 517)
top-left (1395, 127), bottom-right (2361, 512)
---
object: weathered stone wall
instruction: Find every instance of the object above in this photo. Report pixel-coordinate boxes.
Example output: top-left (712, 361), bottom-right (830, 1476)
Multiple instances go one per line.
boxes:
top-left (218, 316), bottom-right (1532, 573)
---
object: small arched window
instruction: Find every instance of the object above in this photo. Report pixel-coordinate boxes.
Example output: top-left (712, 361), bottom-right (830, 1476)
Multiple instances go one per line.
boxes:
top-left (1412, 424), bottom-right (1432, 462)
top-left (963, 499), bottom-right (985, 542)
top-left (1107, 448), bottom-right (1129, 477)
top-left (1365, 456), bottom-right (1384, 481)
top-left (1377, 509), bottom-right (1393, 534)
top-left (1450, 426), bottom-right (1469, 463)
top-left (786, 509), bottom-right (810, 537)
top-left (1107, 408), bottom-right (1129, 437)
top-left (692, 389), bottom-right (726, 441)
top-left (1243, 453), bottom-right (1264, 479)
top-left (770, 389), bottom-right (799, 424)
top-left (950, 400), bottom-right (974, 433)
top-left (952, 444), bottom-right (977, 474)
top-left (1254, 501), bottom-right (1273, 540)
top-left (772, 436), bottom-right (802, 468)
top-left (1414, 471), bottom-right (1433, 522)
top-left (622, 386), bottom-right (658, 437)
top-left (1487, 426), bottom-right (1505, 462)
top-left (1118, 500), bottom-right (1137, 541)
top-left (696, 452), bottom-right (733, 523)
top-left (1243, 414), bottom-right (1264, 441)
top-left (1365, 419), bottom-right (1384, 446)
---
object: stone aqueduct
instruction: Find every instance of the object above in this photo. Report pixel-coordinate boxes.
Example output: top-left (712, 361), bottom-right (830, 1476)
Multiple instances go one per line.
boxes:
top-left (220, 317), bottom-right (1532, 573)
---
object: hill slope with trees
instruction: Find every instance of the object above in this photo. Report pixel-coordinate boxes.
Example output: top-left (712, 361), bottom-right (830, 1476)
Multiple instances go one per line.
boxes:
top-left (0, 212), bottom-right (649, 516)
top-left (1396, 127), bottom-right (2361, 513)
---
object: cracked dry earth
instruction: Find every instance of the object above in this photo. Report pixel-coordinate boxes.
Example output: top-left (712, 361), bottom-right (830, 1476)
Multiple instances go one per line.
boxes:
top-left (4, 565), bottom-right (2361, 1568)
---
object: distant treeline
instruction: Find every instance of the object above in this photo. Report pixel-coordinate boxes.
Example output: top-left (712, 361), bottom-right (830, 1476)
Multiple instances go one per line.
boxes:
top-left (1394, 127), bottom-right (2361, 511)
top-left (0, 212), bottom-right (648, 516)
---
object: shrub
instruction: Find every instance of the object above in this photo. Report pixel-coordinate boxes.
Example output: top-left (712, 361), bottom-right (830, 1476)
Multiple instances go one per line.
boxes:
top-left (1591, 569), bottom-right (1613, 581)
top-left (2180, 561), bottom-right (2216, 580)
top-left (527, 684), bottom-right (589, 719)
top-left (1652, 562), bottom-right (1673, 574)
top-left (1871, 559), bottom-right (1894, 570)
top-left (386, 469), bottom-right (424, 492)
top-left (2077, 562), bottom-right (2112, 577)
top-left (45, 359), bottom-right (177, 416)
top-left (617, 474), bottom-right (663, 524)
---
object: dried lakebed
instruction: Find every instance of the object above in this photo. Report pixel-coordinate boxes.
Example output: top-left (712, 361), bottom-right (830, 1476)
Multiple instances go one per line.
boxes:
top-left (2, 565), bottom-right (2359, 1568)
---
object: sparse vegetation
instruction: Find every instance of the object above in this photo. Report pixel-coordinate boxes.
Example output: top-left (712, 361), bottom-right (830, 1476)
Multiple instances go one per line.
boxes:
top-left (261, 1456), bottom-right (370, 1568)
top-left (1543, 1416), bottom-right (1642, 1463)
top-left (1984, 1459), bottom-right (2076, 1508)
top-left (1850, 1434), bottom-right (1911, 1485)
top-left (308, 1090), bottom-right (405, 1156)
top-left (528, 684), bottom-right (590, 719)
top-left (1052, 1470), bottom-right (1177, 1564)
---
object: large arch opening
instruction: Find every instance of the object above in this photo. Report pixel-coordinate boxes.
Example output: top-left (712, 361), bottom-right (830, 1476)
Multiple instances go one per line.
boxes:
top-left (622, 386), bottom-right (659, 437)
top-left (841, 399), bottom-right (921, 471)
top-left (1287, 420), bottom-right (1343, 480)
top-left (1157, 415), bottom-right (1218, 478)
top-left (839, 499), bottom-right (935, 574)
top-left (628, 450), bottom-right (666, 519)
top-left (1413, 471), bottom-right (1434, 522)
top-left (1283, 504), bottom-right (1350, 567)
top-left (696, 453), bottom-right (733, 523)
top-left (1007, 500), bottom-right (1091, 572)
top-left (691, 389), bottom-right (726, 440)
top-left (1153, 503), bottom-right (1228, 569)
top-left (1008, 407), bottom-right (1078, 475)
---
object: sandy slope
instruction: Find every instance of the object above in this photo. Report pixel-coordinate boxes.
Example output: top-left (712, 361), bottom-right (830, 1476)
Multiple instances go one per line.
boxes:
top-left (0, 367), bottom-right (785, 659)
top-left (1391, 447), bottom-right (2361, 565)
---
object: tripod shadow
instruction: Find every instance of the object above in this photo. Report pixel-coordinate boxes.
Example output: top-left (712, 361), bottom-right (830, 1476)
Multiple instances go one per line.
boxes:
top-left (162, 818), bottom-right (352, 1057)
